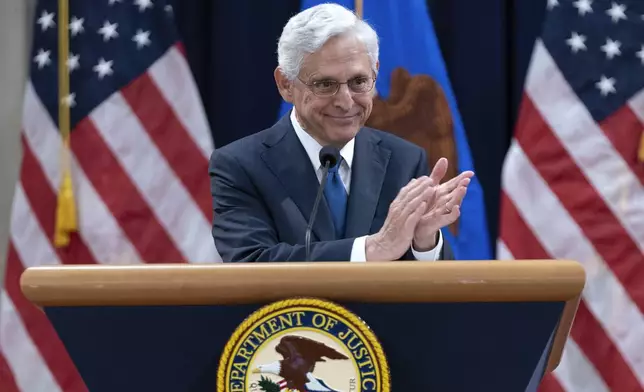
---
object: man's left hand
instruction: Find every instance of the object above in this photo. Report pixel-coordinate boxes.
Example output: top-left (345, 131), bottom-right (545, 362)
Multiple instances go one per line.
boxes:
top-left (412, 158), bottom-right (474, 251)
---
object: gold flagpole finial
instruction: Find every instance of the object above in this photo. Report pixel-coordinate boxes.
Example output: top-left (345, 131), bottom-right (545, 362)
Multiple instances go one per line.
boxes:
top-left (354, 0), bottom-right (363, 19)
top-left (638, 132), bottom-right (644, 163)
top-left (54, 0), bottom-right (77, 248)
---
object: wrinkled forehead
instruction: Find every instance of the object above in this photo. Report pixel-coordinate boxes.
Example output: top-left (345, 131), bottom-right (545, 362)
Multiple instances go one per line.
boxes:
top-left (300, 35), bottom-right (372, 81)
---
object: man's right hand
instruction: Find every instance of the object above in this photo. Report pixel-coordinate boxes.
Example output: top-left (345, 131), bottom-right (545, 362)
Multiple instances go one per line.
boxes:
top-left (365, 176), bottom-right (435, 261)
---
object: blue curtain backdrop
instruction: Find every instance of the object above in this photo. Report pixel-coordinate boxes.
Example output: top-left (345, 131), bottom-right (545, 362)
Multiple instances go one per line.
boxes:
top-left (172, 0), bottom-right (549, 257)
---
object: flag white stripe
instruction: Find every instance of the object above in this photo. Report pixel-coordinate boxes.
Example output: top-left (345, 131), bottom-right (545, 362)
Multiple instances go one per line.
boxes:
top-left (503, 140), bottom-right (644, 385)
top-left (89, 92), bottom-right (218, 263)
top-left (10, 184), bottom-right (61, 269)
top-left (0, 291), bottom-right (61, 392)
top-left (526, 40), bottom-right (644, 252)
top-left (495, 239), bottom-right (513, 260)
top-left (552, 339), bottom-right (609, 392)
top-left (21, 83), bottom-right (62, 194)
top-left (148, 46), bottom-right (215, 157)
top-left (22, 83), bottom-right (142, 265)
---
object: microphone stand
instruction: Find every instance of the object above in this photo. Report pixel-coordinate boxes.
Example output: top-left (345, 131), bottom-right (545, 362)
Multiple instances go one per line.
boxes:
top-left (305, 160), bottom-right (331, 261)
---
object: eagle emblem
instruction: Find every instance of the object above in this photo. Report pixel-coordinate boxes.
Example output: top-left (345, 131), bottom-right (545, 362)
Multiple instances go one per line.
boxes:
top-left (217, 298), bottom-right (390, 392)
top-left (253, 335), bottom-right (349, 391)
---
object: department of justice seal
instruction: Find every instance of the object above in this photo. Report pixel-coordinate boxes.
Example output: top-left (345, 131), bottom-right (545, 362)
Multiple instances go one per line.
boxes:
top-left (217, 298), bottom-right (390, 392)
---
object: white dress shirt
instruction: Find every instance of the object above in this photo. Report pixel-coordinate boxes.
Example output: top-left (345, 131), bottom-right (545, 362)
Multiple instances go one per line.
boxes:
top-left (290, 109), bottom-right (443, 261)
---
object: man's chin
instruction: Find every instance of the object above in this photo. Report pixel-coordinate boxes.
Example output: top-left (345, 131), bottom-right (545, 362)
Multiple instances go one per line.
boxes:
top-left (326, 130), bottom-right (361, 148)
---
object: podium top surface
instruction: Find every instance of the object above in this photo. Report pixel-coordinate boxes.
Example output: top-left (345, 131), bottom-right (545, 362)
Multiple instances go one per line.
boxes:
top-left (20, 259), bottom-right (585, 307)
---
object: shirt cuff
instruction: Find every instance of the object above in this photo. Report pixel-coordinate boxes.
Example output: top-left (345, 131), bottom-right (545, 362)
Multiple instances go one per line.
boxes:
top-left (350, 236), bottom-right (368, 262)
top-left (411, 230), bottom-right (443, 261)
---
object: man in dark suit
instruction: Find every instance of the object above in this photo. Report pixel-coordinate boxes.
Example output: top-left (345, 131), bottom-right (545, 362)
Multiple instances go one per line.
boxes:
top-left (208, 3), bottom-right (473, 263)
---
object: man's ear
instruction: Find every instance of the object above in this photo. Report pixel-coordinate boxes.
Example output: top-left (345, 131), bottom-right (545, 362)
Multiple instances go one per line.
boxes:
top-left (274, 67), bottom-right (294, 103)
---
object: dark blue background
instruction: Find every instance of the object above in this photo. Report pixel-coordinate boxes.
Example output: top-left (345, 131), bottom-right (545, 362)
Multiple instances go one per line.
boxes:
top-left (171, 0), bottom-right (549, 254)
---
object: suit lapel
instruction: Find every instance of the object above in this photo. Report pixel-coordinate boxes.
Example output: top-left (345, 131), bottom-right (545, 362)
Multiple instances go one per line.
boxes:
top-left (260, 116), bottom-right (336, 242)
top-left (345, 129), bottom-right (390, 238)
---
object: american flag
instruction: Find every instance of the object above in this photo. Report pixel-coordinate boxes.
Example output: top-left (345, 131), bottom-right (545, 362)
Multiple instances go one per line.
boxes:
top-left (0, 0), bottom-right (221, 390)
top-left (498, 0), bottom-right (644, 391)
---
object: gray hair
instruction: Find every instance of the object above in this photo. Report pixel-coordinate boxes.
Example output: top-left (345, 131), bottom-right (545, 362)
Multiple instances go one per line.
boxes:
top-left (277, 3), bottom-right (379, 81)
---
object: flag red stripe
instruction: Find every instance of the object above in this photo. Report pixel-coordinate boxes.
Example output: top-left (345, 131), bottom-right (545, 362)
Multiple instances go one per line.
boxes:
top-left (571, 300), bottom-right (644, 392)
top-left (516, 96), bottom-right (644, 311)
top-left (499, 192), bottom-right (636, 391)
top-left (498, 192), bottom-right (548, 259)
top-left (20, 136), bottom-right (97, 265)
top-left (71, 118), bottom-right (183, 262)
top-left (5, 245), bottom-right (87, 392)
top-left (120, 72), bottom-right (212, 220)
top-left (599, 105), bottom-right (644, 185)
top-left (538, 374), bottom-right (565, 392)
top-left (0, 352), bottom-right (20, 392)
top-left (175, 42), bottom-right (187, 57)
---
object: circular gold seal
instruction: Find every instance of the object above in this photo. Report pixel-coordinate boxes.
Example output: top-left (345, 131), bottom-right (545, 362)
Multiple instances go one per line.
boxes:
top-left (217, 298), bottom-right (390, 392)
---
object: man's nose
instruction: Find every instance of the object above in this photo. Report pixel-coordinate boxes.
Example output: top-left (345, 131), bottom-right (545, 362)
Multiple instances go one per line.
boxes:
top-left (333, 84), bottom-right (353, 110)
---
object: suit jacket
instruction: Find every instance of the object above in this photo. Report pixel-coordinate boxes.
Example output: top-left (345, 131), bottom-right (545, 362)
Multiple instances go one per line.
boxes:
top-left (208, 114), bottom-right (454, 262)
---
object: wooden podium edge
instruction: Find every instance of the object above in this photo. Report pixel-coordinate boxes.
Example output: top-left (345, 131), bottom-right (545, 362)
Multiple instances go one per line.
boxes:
top-left (547, 294), bottom-right (582, 373)
top-left (20, 259), bottom-right (585, 375)
top-left (20, 259), bottom-right (585, 306)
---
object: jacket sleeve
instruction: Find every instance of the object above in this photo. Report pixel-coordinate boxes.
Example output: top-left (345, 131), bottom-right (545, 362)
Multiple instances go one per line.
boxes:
top-left (209, 148), bottom-right (355, 263)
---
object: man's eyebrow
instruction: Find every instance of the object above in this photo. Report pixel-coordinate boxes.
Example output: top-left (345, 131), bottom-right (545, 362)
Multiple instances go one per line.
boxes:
top-left (309, 73), bottom-right (370, 81)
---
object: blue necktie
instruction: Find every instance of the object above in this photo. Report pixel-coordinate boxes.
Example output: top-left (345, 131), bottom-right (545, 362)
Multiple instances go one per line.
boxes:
top-left (323, 159), bottom-right (348, 239)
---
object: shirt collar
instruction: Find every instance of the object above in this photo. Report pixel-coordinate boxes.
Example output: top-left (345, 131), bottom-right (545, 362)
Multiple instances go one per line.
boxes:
top-left (290, 108), bottom-right (355, 170)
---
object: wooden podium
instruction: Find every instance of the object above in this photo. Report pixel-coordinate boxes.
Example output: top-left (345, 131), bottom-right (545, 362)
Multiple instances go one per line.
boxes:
top-left (20, 260), bottom-right (585, 392)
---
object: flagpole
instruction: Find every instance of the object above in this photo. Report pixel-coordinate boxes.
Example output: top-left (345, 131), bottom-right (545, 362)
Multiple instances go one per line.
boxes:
top-left (354, 0), bottom-right (363, 18)
top-left (55, 0), bottom-right (77, 248)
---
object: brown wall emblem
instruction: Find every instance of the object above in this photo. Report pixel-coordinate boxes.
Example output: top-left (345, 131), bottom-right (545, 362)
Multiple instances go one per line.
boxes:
top-left (366, 67), bottom-right (460, 234)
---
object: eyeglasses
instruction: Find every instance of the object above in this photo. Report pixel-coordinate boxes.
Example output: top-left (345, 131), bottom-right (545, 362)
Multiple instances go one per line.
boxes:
top-left (297, 75), bottom-right (376, 97)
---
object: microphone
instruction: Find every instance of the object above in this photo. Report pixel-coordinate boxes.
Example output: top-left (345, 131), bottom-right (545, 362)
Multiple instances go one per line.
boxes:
top-left (305, 146), bottom-right (341, 260)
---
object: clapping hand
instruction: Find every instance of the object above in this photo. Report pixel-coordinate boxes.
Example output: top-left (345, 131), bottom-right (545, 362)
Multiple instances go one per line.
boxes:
top-left (365, 176), bottom-right (434, 261)
top-left (364, 157), bottom-right (473, 261)
top-left (412, 158), bottom-right (473, 250)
